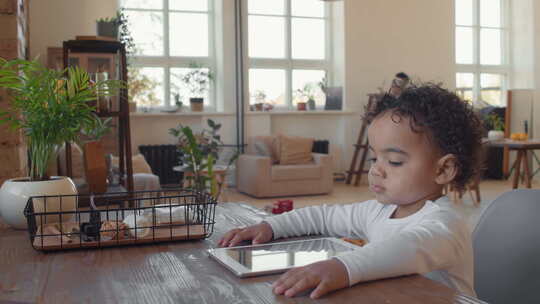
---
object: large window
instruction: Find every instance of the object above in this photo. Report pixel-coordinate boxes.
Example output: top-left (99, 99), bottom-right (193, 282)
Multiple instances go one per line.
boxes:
top-left (455, 0), bottom-right (508, 107)
top-left (246, 0), bottom-right (330, 110)
top-left (121, 0), bottom-right (215, 110)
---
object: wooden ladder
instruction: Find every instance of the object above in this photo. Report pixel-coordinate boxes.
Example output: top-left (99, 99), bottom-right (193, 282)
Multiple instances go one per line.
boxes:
top-left (345, 119), bottom-right (370, 186)
top-left (346, 95), bottom-right (376, 186)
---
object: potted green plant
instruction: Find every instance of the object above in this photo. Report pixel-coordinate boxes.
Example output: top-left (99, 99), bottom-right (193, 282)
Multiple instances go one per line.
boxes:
top-left (486, 113), bottom-right (505, 140)
top-left (168, 119), bottom-right (238, 200)
top-left (80, 116), bottom-right (113, 194)
top-left (295, 83), bottom-right (317, 111)
top-left (174, 93), bottom-right (184, 112)
top-left (0, 59), bottom-right (121, 229)
top-left (180, 63), bottom-right (214, 112)
top-left (252, 90), bottom-right (266, 111)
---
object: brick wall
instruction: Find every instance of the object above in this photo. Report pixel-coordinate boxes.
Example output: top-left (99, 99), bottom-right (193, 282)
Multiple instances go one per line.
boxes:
top-left (0, 0), bottom-right (27, 185)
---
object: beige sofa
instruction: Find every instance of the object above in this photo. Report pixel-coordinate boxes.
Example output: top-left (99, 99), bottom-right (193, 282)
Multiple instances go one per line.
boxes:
top-left (236, 136), bottom-right (333, 198)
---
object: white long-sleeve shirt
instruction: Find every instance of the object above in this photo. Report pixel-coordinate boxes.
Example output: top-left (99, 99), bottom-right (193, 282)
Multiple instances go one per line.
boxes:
top-left (264, 196), bottom-right (475, 297)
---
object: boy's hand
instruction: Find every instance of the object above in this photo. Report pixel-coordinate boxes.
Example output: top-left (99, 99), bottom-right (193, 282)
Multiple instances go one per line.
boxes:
top-left (272, 259), bottom-right (349, 299)
top-left (218, 222), bottom-right (273, 247)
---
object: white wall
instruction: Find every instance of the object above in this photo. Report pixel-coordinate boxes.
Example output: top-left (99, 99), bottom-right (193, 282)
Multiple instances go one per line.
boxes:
top-left (339, 0), bottom-right (455, 172)
top-left (29, 0), bottom-right (455, 174)
top-left (29, 0), bottom-right (117, 65)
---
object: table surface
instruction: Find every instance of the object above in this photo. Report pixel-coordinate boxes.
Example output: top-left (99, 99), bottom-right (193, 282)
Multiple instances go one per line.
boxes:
top-left (484, 138), bottom-right (540, 149)
top-left (0, 203), bottom-right (484, 304)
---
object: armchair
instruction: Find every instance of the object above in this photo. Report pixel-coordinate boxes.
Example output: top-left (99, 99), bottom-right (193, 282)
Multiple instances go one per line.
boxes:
top-left (236, 136), bottom-right (333, 197)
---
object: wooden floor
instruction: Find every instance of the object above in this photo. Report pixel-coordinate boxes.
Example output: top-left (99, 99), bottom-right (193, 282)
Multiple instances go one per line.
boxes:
top-left (222, 178), bottom-right (540, 230)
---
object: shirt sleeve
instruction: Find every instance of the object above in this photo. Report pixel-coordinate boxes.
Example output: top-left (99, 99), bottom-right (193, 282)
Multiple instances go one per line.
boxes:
top-left (334, 211), bottom-right (467, 286)
top-left (263, 201), bottom-right (376, 240)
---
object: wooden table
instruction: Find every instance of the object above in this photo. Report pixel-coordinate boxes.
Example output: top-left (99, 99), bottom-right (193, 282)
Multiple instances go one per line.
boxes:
top-left (0, 203), bottom-right (483, 303)
top-left (485, 139), bottom-right (540, 188)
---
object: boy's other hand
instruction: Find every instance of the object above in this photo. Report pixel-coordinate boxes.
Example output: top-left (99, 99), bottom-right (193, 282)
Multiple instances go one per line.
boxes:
top-left (272, 259), bottom-right (349, 299)
top-left (218, 222), bottom-right (273, 247)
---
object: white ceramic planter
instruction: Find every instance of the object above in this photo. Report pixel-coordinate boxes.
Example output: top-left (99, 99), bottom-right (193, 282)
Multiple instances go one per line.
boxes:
top-left (488, 130), bottom-right (505, 141)
top-left (0, 176), bottom-right (77, 229)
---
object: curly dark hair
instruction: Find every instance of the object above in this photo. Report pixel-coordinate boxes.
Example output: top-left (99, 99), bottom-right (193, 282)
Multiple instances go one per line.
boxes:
top-left (364, 83), bottom-right (484, 192)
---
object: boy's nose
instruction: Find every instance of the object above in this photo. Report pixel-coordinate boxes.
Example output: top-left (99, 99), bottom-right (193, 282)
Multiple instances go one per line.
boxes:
top-left (369, 163), bottom-right (386, 179)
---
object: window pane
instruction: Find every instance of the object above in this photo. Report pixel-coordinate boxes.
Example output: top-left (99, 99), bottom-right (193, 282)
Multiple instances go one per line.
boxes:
top-left (455, 0), bottom-right (473, 26)
top-left (456, 72), bottom-right (474, 88)
top-left (456, 73), bottom-right (474, 102)
top-left (170, 13), bottom-right (208, 56)
top-left (481, 73), bottom-right (503, 106)
top-left (292, 70), bottom-right (325, 106)
top-left (249, 69), bottom-right (285, 106)
top-left (121, 0), bottom-right (162, 9)
top-left (292, 18), bottom-right (325, 60)
top-left (481, 73), bottom-right (502, 88)
top-left (249, 16), bottom-right (285, 58)
top-left (170, 0), bottom-right (208, 11)
top-left (129, 67), bottom-right (164, 108)
top-left (292, 0), bottom-right (324, 17)
top-left (170, 67), bottom-right (212, 105)
top-left (480, 28), bottom-right (501, 65)
top-left (480, 0), bottom-right (501, 27)
top-left (456, 26), bottom-right (473, 64)
top-left (125, 10), bottom-right (164, 56)
top-left (248, 0), bottom-right (285, 15)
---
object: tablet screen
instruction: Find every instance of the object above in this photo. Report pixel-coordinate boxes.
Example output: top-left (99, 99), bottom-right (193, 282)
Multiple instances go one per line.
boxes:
top-left (209, 238), bottom-right (357, 277)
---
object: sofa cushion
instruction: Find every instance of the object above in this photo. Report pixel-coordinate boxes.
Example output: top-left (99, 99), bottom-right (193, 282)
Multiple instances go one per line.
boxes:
top-left (251, 136), bottom-right (280, 164)
top-left (271, 163), bottom-right (321, 181)
top-left (279, 135), bottom-right (314, 165)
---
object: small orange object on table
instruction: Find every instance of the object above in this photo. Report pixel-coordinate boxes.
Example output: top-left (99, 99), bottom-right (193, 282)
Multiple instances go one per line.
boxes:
top-left (341, 237), bottom-right (366, 247)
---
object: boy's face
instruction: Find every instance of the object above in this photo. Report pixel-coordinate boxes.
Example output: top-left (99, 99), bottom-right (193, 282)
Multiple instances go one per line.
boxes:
top-left (367, 111), bottom-right (444, 206)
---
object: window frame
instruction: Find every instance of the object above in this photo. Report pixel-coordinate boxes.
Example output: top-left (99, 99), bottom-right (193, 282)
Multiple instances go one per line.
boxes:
top-left (243, 0), bottom-right (333, 111)
top-left (121, 0), bottom-right (217, 110)
top-left (455, 0), bottom-right (509, 107)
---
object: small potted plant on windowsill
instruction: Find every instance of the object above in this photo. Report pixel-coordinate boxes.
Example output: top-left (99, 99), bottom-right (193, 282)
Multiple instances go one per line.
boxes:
top-left (295, 83), bottom-right (317, 111)
top-left (486, 113), bottom-right (505, 140)
top-left (180, 63), bottom-right (214, 112)
top-left (252, 90), bottom-right (266, 111)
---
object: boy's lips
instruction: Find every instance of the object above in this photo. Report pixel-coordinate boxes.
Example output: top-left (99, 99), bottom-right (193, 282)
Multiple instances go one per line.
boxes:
top-left (370, 184), bottom-right (385, 193)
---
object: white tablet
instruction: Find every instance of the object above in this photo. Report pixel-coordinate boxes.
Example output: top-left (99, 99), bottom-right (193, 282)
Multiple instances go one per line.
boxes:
top-left (207, 237), bottom-right (359, 278)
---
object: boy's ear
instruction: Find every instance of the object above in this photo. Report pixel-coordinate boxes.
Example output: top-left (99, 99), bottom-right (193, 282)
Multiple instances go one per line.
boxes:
top-left (435, 154), bottom-right (458, 185)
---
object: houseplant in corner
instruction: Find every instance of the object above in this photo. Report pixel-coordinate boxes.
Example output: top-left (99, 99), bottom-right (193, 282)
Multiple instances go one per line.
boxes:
top-left (168, 119), bottom-right (238, 200)
top-left (0, 59), bottom-right (121, 229)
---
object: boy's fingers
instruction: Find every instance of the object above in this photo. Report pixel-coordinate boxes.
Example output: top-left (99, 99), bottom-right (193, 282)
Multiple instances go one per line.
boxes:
top-left (284, 278), bottom-right (315, 298)
top-left (228, 231), bottom-right (250, 247)
top-left (218, 229), bottom-right (241, 247)
top-left (310, 280), bottom-right (331, 299)
top-left (273, 269), bottom-right (304, 294)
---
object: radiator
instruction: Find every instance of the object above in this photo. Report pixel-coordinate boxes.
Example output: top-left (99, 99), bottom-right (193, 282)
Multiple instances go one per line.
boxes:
top-left (138, 145), bottom-right (182, 186)
top-left (312, 140), bottom-right (329, 154)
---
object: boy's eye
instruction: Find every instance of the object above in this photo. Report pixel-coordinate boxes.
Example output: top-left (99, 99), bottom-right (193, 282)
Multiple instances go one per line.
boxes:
top-left (388, 161), bottom-right (403, 166)
top-left (368, 157), bottom-right (377, 163)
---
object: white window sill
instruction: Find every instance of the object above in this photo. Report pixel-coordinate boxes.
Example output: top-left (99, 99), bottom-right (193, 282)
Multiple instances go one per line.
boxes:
top-left (246, 110), bottom-right (357, 116)
top-left (130, 111), bottom-right (235, 117)
top-left (130, 110), bottom-right (357, 117)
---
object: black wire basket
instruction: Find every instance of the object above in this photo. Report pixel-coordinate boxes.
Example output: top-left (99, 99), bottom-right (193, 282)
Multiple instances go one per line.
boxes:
top-left (23, 189), bottom-right (217, 251)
